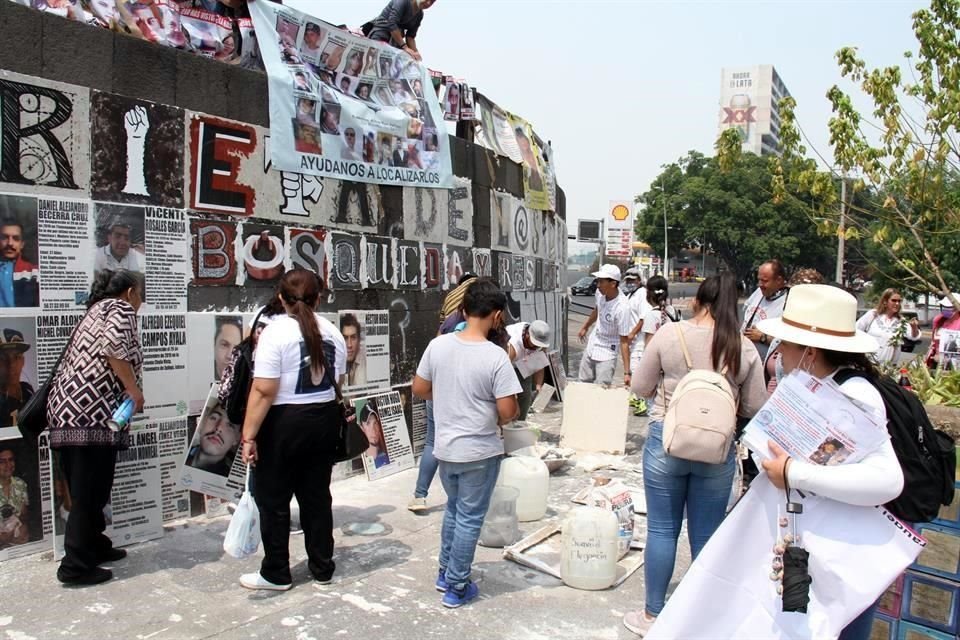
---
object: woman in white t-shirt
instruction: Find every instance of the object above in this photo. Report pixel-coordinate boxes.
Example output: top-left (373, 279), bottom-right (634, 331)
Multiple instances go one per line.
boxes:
top-left (238, 269), bottom-right (347, 592)
top-left (640, 276), bottom-right (680, 347)
top-left (856, 288), bottom-right (920, 366)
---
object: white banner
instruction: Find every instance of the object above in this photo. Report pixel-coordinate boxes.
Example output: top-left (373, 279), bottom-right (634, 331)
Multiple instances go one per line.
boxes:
top-left (646, 474), bottom-right (925, 640)
top-left (249, 1), bottom-right (453, 188)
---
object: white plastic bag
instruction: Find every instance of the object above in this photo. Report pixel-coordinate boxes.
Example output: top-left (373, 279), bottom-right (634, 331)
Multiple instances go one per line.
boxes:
top-left (223, 466), bottom-right (261, 559)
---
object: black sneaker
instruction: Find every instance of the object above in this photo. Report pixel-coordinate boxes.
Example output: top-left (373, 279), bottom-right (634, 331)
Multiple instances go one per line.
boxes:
top-left (58, 567), bottom-right (113, 586)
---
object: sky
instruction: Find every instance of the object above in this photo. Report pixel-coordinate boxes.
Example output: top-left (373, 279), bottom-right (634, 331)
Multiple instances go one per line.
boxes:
top-left (286, 0), bottom-right (929, 254)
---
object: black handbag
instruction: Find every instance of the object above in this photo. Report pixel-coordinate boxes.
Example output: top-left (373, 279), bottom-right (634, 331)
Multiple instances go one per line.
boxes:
top-left (218, 309), bottom-right (265, 425)
top-left (315, 341), bottom-right (367, 462)
top-left (18, 314), bottom-right (83, 441)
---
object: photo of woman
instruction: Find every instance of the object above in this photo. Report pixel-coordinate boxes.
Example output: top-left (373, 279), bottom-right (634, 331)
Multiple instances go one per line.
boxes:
top-left (343, 49), bottom-right (363, 77)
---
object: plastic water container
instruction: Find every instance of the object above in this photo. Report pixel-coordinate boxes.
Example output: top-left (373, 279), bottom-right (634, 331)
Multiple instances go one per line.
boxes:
top-left (478, 486), bottom-right (521, 548)
top-left (502, 421), bottom-right (538, 455)
top-left (497, 455), bottom-right (549, 522)
top-left (560, 506), bottom-right (619, 590)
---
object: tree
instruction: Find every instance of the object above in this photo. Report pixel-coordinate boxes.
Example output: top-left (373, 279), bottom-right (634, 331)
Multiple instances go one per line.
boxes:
top-left (768, 0), bottom-right (960, 309)
top-left (634, 151), bottom-right (834, 282)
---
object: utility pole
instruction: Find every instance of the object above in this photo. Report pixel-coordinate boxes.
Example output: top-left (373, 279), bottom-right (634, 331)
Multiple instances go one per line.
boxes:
top-left (835, 177), bottom-right (846, 285)
top-left (661, 177), bottom-right (669, 280)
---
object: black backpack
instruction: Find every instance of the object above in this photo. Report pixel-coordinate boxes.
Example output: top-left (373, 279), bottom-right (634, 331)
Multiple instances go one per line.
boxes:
top-left (835, 369), bottom-right (956, 523)
top-left (217, 309), bottom-right (264, 425)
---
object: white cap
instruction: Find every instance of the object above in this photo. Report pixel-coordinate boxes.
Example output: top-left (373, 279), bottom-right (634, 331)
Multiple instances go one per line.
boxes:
top-left (591, 264), bottom-right (622, 282)
top-left (940, 293), bottom-right (956, 307)
top-left (527, 320), bottom-right (552, 349)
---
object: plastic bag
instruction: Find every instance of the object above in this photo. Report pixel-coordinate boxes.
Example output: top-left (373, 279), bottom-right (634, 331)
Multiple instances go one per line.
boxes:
top-left (223, 466), bottom-right (260, 559)
top-left (588, 477), bottom-right (634, 559)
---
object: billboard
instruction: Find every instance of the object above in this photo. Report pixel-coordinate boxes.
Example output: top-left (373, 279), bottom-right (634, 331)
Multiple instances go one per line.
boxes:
top-left (604, 200), bottom-right (633, 258)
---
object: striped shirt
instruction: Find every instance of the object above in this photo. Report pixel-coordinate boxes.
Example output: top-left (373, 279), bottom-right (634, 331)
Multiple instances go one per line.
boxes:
top-left (585, 290), bottom-right (631, 362)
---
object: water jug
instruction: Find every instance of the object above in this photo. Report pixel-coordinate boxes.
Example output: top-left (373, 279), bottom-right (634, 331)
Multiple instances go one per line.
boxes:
top-left (560, 506), bottom-right (619, 590)
top-left (478, 485), bottom-right (520, 547)
top-left (497, 455), bottom-right (549, 522)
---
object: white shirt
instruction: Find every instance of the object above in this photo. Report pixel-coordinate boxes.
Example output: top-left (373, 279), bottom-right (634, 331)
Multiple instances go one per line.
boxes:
top-left (254, 314), bottom-right (347, 404)
top-left (506, 322), bottom-right (538, 363)
top-left (742, 288), bottom-right (788, 359)
top-left (856, 310), bottom-right (920, 366)
top-left (787, 372), bottom-right (903, 506)
top-left (586, 290), bottom-right (630, 362)
top-left (94, 245), bottom-right (145, 272)
top-left (623, 289), bottom-right (651, 360)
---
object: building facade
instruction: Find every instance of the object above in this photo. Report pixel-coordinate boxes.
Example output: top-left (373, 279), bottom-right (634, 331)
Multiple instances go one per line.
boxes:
top-left (718, 65), bottom-right (791, 156)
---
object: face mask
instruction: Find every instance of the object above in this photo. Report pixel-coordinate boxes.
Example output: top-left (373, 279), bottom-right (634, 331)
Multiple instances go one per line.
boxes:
top-left (623, 282), bottom-right (638, 293)
top-left (774, 353), bottom-right (785, 384)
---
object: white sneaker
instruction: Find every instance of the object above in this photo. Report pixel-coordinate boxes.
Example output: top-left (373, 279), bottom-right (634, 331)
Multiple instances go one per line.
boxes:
top-left (407, 497), bottom-right (428, 512)
top-left (623, 610), bottom-right (656, 637)
top-left (240, 572), bottom-right (292, 591)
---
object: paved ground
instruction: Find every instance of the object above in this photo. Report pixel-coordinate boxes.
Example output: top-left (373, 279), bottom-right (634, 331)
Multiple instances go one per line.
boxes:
top-left (1, 318), bottom-right (688, 640)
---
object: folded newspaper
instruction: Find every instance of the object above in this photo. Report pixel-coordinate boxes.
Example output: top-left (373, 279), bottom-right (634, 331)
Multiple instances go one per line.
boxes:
top-left (742, 370), bottom-right (888, 466)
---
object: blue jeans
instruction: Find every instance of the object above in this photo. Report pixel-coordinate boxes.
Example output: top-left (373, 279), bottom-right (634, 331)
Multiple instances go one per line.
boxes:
top-left (438, 455), bottom-right (502, 590)
top-left (414, 400), bottom-right (438, 499)
top-left (643, 420), bottom-right (735, 616)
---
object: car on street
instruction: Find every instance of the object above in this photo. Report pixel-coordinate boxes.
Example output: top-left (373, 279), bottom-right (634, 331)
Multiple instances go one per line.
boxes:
top-left (571, 276), bottom-right (597, 296)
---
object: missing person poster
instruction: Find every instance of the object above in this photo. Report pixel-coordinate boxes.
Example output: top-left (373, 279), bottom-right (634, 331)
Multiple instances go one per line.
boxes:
top-left (186, 313), bottom-right (251, 415)
top-left (139, 313), bottom-right (188, 420)
top-left (36, 196), bottom-right (94, 312)
top-left (939, 329), bottom-right (960, 370)
top-left (0, 428), bottom-right (52, 562)
top-left (0, 316), bottom-right (40, 429)
top-left (249, 1), bottom-right (453, 188)
top-left (51, 422), bottom-right (164, 560)
top-left (177, 385), bottom-right (245, 502)
top-left (158, 417), bottom-right (190, 523)
top-left (394, 383), bottom-right (427, 457)
top-left (351, 391), bottom-right (414, 481)
top-left (339, 309), bottom-right (390, 396)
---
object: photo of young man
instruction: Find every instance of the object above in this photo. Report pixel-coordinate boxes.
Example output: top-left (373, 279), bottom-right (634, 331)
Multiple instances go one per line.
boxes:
top-left (340, 313), bottom-right (367, 386)
top-left (0, 210), bottom-right (39, 309)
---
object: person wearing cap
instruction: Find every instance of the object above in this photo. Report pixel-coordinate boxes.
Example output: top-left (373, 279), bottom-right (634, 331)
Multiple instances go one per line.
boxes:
top-left (742, 259), bottom-right (788, 360)
top-left (0, 328), bottom-right (34, 428)
top-left (506, 320), bottom-right (552, 420)
top-left (94, 222), bottom-right (145, 273)
top-left (0, 219), bottom-right (38, 308)
top-left (577, 264), bottom-right (632, 387)
top-left (621, 268), bottom-right (651, 414)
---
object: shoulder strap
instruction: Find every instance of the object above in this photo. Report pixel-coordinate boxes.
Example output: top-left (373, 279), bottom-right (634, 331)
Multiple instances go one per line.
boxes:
top-left (674, 323), bottom-right (694, 371)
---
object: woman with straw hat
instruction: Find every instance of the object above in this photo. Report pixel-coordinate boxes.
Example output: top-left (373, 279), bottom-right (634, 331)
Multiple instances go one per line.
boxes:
top-left (642, 285), bottom-right (909, 640)
top-left (754, 284), bottom-right (904, 640)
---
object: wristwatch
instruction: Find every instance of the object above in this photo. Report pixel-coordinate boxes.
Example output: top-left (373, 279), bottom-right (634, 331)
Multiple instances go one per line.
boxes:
top-left (760, 334), bottom-right (768, 345)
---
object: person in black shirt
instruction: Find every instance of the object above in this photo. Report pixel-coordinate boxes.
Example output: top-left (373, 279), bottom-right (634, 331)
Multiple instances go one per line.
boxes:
top-left (362, 0), bottom-right (437, 62)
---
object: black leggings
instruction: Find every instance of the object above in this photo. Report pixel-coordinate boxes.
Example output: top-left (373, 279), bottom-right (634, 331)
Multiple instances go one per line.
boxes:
top-left (254, 402), bottom-right (340, 585)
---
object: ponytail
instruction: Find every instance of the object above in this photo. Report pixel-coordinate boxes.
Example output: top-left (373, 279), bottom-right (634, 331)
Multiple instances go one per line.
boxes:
top-left (695, 272), bottom-right (742, 377)
top-left (278, 269), bottom-right (326, 378)
top-left (646, 275), bottom-right (669, 309)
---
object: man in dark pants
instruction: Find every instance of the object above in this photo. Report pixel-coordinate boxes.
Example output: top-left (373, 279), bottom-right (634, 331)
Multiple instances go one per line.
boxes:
top-left (362, 0), bottom-right (437, 62)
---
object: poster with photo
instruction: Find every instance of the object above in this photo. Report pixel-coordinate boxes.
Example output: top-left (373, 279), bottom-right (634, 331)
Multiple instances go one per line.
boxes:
top-left (442, 77), bottom-right (460, 122)
top-left (51, 422), bottom-right (164, 560)
top-left (186, 313), bottom-right (250, 415)
top-left (0, 194), bottom-right (41, 313)
top-left (0, 317), bottom-right (39, 429)
top-left (249, 0), bottom-right (453, 188)
top-left (93, 203), bottom-right (146, 276)
top-left (459, 83), bottom-right (476, 121)
top-left (351, 391), bottom-right (414, 481)
top-left (143, 207), bottom-right (189, 312)
top-left (394, 383), bottom-right (427, 457)
top-left (339, 309), bottom-right (390, 396)
top-left (177, 385), bottom-right (245, 503)
top-left (0, 428), bottom-right (51, 562)
top-left (939, 329), bottom-right (960, 371)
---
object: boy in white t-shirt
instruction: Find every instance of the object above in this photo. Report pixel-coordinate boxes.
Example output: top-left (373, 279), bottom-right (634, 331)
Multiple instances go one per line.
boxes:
top-left (413, 278), bottom-right (521, 608)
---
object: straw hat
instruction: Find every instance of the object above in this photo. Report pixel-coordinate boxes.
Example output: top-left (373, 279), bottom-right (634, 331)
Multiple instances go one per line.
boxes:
top-left (756, 284), bottom-right (878, 353)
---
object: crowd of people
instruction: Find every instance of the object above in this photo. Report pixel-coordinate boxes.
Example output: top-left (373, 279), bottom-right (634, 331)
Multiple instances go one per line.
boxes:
top-left (572, 260), bottom-right (954, 639)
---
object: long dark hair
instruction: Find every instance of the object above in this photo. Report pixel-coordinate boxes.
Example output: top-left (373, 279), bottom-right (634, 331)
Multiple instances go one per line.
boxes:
top-left (87, 270), bottom-right (143, 308)
top-left (278, 269), bottom-right (325, 378)
top-left (646, 275), bottom-right (669, 309)
top-left (695, 272), bottom-right (742, 376)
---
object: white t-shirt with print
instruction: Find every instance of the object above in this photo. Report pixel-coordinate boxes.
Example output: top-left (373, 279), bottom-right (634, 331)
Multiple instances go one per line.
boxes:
top-left (624, 289), bottom-right (651, 360)
top-left (254, 314), bottom-right (347, 404)
top-left (586, 290), bottom-right (631, 362)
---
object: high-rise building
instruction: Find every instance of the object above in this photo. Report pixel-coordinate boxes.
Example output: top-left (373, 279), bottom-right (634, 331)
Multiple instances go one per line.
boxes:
top-left (718, 65), bottom-right (791, 156)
